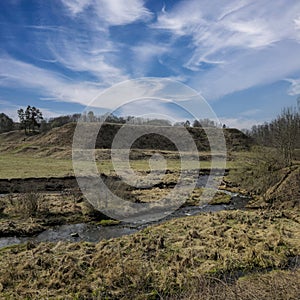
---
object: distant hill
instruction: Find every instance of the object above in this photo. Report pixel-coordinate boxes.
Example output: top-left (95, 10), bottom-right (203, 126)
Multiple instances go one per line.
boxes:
top-left (0, 122), bottom-right (252, 157)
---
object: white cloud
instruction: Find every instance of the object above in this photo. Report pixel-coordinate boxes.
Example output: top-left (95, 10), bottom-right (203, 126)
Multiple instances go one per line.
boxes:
top-left (0, 100), bottom-right (20, 120)
top-left (2, 0), bottom-right (300, 123)
top-left (56, 1), bottom-right (152, 84)
top-left (162, 75), bottom-right (187, 83)
top-left (0, 59), bottom-right (193, 111)
top-left (295, 16), bottom-right (300, 30)
top-left (94, 0), bottom-right (152, 26)
top-left (84, 78), bottom-right (204, 113)
top-left (286, 78), bottom-right (300, 96)
top-left (46, 1), bottom-right (152, 87)
top-left (47, 37), bottom-right (128, 85)
top-left (133, 44), bottom-right (169, 64)
top-left (131, 43), bottom-right (169, 76)
top-left (0, 99), bottom-right (13, 106)
top-left (0, 56), bottom-right (102, 105)
top-left (154, 0), bottom-right (300, 70)
top-left (193, 40), bottom-right (300, 100)
top-left (60, 0), bottom-right (92, 15)
top-left (61, 0), bottom-right (152, 26)
top-left (0, 108), bottom-right (21, 121)
top-left (115, 99), bottom-right (184, 123)
top-left (220, 117), bottom-right (260, 130)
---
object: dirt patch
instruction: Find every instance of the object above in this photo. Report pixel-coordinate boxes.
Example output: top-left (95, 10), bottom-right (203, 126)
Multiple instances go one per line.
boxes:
top-left (0, 176), bottom-right (78, 193)
top-left (0, 174), bottom-right (130, 194)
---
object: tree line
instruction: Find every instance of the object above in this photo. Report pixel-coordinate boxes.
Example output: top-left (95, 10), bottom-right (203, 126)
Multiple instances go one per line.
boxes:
top-left (0, 107), bottom-right (225, 135)
top-left (247, 106), bottom-right (300, 166)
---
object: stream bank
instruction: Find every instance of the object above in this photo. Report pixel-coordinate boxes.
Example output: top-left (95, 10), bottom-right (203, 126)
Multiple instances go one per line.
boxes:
top-left (0, 191), bottom-right (251, 249)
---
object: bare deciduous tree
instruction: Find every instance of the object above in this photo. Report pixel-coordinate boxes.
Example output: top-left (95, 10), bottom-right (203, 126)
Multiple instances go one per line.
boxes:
top-left (250, 106), bottom-right (300, 166)
top-left (272, 108), bottom-right (299, 165)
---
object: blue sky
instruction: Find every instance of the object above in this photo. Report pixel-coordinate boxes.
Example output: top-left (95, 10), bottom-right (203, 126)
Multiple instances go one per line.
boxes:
top-left (1, 0), bottom-right (300, 128)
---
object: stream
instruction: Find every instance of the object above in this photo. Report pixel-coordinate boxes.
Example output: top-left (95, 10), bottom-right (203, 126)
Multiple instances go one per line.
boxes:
top-left (0, 176), bottom-right (251, 249)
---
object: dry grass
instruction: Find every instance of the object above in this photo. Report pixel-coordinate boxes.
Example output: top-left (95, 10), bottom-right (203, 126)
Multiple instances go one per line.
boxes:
top-left (0, 190), bottom-right (108, 237)
top-left (0, 209), bottom-right (299, 299)
top-left (172, 269), bottom-right (300, 300)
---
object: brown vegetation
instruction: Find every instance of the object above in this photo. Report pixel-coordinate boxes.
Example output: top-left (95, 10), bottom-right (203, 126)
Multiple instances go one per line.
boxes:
top-left (0, 190), bottom-right (107, 237)
top-left (0, 209), bottom-right (299, 299)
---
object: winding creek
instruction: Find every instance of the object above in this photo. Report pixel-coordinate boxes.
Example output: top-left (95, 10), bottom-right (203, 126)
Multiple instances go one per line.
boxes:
top-left (0, 175), bottom-right (251, 249)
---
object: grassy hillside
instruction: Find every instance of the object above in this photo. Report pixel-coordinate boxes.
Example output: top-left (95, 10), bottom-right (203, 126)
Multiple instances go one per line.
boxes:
top-left (0, 122), bottom-right (251, 155)
top-left (0, 122), bottom-right (248, 178)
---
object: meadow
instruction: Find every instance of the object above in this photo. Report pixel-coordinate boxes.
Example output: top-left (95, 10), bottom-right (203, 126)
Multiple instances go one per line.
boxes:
top-left (0, 125), bottom-right (299, 299)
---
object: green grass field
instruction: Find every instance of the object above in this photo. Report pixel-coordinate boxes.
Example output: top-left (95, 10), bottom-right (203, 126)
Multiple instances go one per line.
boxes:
top-left (0, 152), bottom-right (236, 179)
top-left (0, 154), bottom-right (73, 179)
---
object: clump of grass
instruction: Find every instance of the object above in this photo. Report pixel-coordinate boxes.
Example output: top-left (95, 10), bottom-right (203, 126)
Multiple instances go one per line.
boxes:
top-left (186, 188), bottom-right (231, 206)
top-left (208, 192), bottom-right (231, 205)
top-left (97, 219), bottom-right (120, 226)
top-left (20, 192), bottom-right (39, 217)
top-left (7, 192), bottom-right (41, 217)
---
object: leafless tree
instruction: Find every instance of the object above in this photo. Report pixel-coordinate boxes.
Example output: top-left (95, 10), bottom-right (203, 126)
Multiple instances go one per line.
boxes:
top-left (250, 106), bottom-right (299, 166)
top-left (272, 107), bottom-right (299, 166)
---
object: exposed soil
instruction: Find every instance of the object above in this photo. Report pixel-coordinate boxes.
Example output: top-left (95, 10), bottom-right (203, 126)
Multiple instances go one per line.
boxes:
top-left (0, 176), bottom-right (78, 193)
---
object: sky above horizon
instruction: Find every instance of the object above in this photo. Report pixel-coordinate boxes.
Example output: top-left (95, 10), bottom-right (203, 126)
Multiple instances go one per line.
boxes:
top-left (1, 0), bottom-right (300, 129)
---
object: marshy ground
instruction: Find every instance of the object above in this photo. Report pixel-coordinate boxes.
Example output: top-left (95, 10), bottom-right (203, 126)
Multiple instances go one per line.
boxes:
top-left (0, 209), bottom-right (299, 299)
top-left (0, 128), bottom-right (299, 299)
top-left (0, 162), bottom-right (298, 299)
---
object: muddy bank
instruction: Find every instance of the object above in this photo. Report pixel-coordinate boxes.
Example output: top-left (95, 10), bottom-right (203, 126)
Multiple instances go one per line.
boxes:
top-left (0, 169), bottom-right (229, 193)
top-left (0, 171), bottom-right (243, 245)
top-left (0, 174), bottom-right (120, 194)
top-left (0, 191), bottom-right (251, 248)
top-left (0, 176), bottom-right (78, 193)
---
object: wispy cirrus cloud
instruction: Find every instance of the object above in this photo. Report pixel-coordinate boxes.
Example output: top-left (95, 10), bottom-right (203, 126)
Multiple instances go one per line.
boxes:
top-left (60, 0), bottom-right (91, 15)
top-left (240, 108), bottom-right (262, 117)
top-left (47, 35), bottom-right (128, 85)
top-left (40, 0), bottom-right (153, 87)
top-left (131, 43), bottom-right (170, 76)
top-left (152, 0), bottom-right (300, 99)
top-left (154, 0), bottom-right (300, 69)
top-left (93, 0), bottom-right (152, 26)
top-left (1, 0), bottom-right (300, 127)
top-left (192, 40), bottom-right (300, 100)
top-left (61, 0), bottom-right (152, 26)
top-left (0, 56), bottom-right (102, 105)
